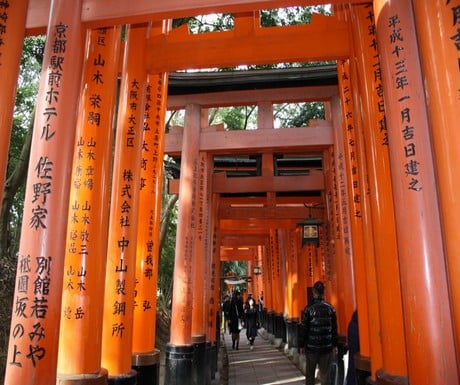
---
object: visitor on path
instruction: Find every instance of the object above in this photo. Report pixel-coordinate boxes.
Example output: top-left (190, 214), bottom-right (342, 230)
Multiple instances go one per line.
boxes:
top-left (244, 293), bottom-right (259, 350)
top-left (222, 294), bottom-right (231, 333)
top-left (229, 290), bottom-right (244, 350)
top-left (345, 310), bottom-right (359, 385)
top-left (301, 281), bottom-right (338, 385)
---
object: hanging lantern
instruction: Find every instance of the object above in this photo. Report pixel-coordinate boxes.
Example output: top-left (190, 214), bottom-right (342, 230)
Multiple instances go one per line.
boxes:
top-left (297, 205), bottom-right (323, 247)
top-left (253, 265), bottom-right (262, 275)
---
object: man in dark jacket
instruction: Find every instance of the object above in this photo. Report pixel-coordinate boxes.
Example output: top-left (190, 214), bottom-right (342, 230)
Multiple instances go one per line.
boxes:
top-left (301, 281), bottom-right (338, 385)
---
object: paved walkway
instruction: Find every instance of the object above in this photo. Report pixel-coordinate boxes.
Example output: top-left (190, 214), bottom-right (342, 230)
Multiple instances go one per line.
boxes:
top-left (221, 328), bottom-right (306, 385)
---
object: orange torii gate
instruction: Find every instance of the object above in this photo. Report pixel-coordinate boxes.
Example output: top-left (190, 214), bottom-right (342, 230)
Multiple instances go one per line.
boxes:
top-left (0, 1), bottom-right (459, 385)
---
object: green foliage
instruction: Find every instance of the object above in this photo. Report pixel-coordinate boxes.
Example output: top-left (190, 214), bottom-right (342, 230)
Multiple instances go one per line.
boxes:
top-left (157, 195), bottom-right (177, 310)
top-left (209, 105), bottom-right (257, 130)
top-left (5, 36), bottom-right (44, 236)
top-left (173, 6), bottom-right (331, 33)
top-left (173, 14), bottom-right (234, 33)
top-left (221, 260), bottom-right (249, 294)
top-left (274, 102), bottom-right (326, 127)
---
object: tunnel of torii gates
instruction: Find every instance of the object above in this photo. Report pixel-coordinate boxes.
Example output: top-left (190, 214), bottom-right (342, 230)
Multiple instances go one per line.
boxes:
top-left (0, 1), bottom-right (459, 385)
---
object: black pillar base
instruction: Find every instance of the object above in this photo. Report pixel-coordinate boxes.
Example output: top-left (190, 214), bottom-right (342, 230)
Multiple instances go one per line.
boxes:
top-left (164, 343), bottom-right (194, 385)
top-left (132, 350), bottom-right (160, 385)
top-left (207, 341), bottom-right (217, 380)
top-left (376, 369), bottom-right (409, 385)
top-left (355, 353), bottom-right (372, 385)
top-left (192, 335), bottom-right (210, 385)
top-left (261, 308), bottom-right (268, 329)
top-left (107, 370), bottom-right (137, 385)
top-left (57, 368), bottom-right (108, 385)
top-left (267, 311), bottom-right (275, 334)
top-left (286, 317), bottom-right (299, 349)
top-left (336, 334), bottom-right (347, 385)
top-left (274, 313), bottom-right (285, 341)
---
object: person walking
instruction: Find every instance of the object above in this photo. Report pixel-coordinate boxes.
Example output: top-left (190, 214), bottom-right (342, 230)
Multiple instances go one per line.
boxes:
top-left (222, 294), bottom-right (231, 334)
top-left (244, 293), bottom-right (259, 350)
top-left (229, 290), bottom-right (244, 350)
top-left (301, 281), bottom-right (338, 385)
top-left (345, 310), bottom-right (359, 385)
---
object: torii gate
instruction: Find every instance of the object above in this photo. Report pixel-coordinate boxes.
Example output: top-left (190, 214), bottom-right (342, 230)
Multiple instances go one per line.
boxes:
top-left (1, 1), bottom-right (459, 385)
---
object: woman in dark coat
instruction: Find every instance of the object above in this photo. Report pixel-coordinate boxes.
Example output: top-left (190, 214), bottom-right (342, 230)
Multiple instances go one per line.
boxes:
top-left (346, 310), bottom-right (359, 385)
top-left (229, 291), bottom-right (244, 350)
top-left (244, 294), bottom-right (259, 350)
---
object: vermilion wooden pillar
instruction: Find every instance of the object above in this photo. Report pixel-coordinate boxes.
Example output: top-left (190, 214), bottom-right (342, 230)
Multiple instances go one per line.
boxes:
top-left (57, 27), bottom-right (121, 385)
top-left (207, 193), bottom-right (220, 380)
top-left (319, 230), bottom-right (334, 308)
top-left (330, 95), bottom-right (371, 361)
top-left (191, 151), bottom-right (210, 385)
top-left (412, 0), bottom-right (460, 366)
top-left (100, 25), bottom-right (147, 383)
top-left (278, 228), bottom-right (288, 316)
top-left (0, 1), bottom-right (28, 207)
top-left (337, 61), bottom-right (383, 379)
top-left (349, 4), bottom-right (408, 381)
top-left (5, 1), bottom-right (84, 383)
top-left (324, 147), bottom-right (355, 333)
top-left (191, 151), bottom-right (209, 337)
top-left (373, 0), bottom-right (459, 383)
top-left (263, 240), bottom-right (273, 312)
top-left (310, 242), bottom-right (320, 285)
top-left (131, 70), bottom-right (168, 384)
top-left (270, 229), bottom-right (283, 314)
top-left (247, 260), bottom-right (254, 295)
top-left (296, 232), bottom-right (309, 319)
top-left (257, 245), bottom-right (268, 309)
top-left (165, 103), bottom-right (201, 385)
top-left (286, 229), bottom-right (298, 319)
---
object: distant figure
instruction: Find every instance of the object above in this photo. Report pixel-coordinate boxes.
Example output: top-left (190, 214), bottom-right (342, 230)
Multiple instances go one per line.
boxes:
top-left (222, 294), bottom-right (231, 333)
top-left (244, 293), bottom-right (259, 350)
top-left (301, 281), bottom-right (338, 385)
top-left (345, 310), bottom-right (359, 385)
top-left (229, 291), bottom-right (244, 350)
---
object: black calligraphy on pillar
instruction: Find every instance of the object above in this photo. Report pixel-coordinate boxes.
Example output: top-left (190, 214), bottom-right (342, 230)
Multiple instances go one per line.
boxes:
top-left (10, 21), bottom-right (70, 369)
top-left (152, 75), bottom-right (164, 185)
top-left (63, 29), bottom-right (109, 323)
top-left (9, 254), bottom-right (51, 368)
top-left (339, 61), bottom-right (362, 219)
top-left (28, 22), bottom-right (69, 230)
top-left (140, 83), bottom-right (152, 192)
top-left (387, 14), bottom-right (422, 192)
top-left (364, 4), bottom-right (388, 145)
top-left (112, 77), bottom-right (143, 332)
top-left (0, 1), bottom-right (11, 63)
top-left (207, 260), bottom-right (216, 329)
top-left (197, 155), bottom-right (206, 242)
top-left (446, 3), bottom-right (460, 98)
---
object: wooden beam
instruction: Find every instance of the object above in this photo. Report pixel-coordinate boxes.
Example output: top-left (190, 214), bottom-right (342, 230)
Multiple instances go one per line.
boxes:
top-left (219, 194), bottom-right (322, 206)
top-left (27, 0), bottom-right (368, 33)
top-left (219, 205), bottom-right (311, 219)
top-left (165, 124), bottom-right (334, 155)
top-left (167, 85), bottom-right (338, 109)
top-left (220, 247), bottom-right (257, 261)
top-left (219, 195), bottom-right (323, 207)
top-left (212, 170), bottom-right (324, 193)
top-left (147, 14), bottom-right (349, 72)
top-left (168, 171), bottom-right (324, 194)
top-left (220, 218), bottom-right (298, 230)
top-left (220, 234), bottom-right (268, 247)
